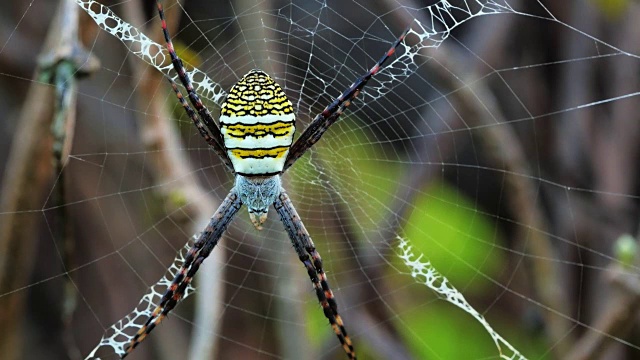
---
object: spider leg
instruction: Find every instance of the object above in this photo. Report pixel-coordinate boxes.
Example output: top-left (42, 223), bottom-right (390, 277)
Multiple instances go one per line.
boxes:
top-left (168, 77), bottom-right (232, 163)
top-left (157, 1), bottom-right (233, 171)
top-left (274, 190), bottom-right (356, 359)
top-left (123, 190), bottom-right (242, 358)
top-left (282, 26), bottom-right (410, 172)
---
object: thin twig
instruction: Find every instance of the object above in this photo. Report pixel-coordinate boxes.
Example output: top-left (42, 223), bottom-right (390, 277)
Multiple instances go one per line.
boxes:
top-left (565, 262), bottom-right (640, 360)
top-left (0, 0), bottom-right (98, 359)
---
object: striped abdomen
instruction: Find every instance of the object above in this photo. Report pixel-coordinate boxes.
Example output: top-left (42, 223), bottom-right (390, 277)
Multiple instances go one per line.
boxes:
top-left (219, 69), bottom-right (295, 175)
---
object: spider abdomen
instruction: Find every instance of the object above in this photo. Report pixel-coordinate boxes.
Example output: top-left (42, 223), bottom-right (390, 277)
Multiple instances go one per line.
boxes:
top-left (220, 69), bottom-right (295, 175)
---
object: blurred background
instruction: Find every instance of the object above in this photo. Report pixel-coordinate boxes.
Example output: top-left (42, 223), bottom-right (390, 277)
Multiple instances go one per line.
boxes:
top-left (1, 0), bottom-right (640, 359)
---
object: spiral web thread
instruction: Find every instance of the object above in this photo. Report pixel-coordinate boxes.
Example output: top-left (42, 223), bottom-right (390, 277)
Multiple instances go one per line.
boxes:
top-left (76, 0), bottom-right (532, 358)
top-left (84, 241), bottom-right (196, 359)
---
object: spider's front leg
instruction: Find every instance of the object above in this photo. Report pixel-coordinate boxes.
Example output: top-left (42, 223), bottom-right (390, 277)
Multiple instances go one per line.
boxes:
top-left (274, 190), bottom-right (356, 360)
top-left (282, 26), bottom-right (410, 172)
top-left (122, 190), bottom-right (243, 358)
top-left (157, 0), bottom-right (234, 172)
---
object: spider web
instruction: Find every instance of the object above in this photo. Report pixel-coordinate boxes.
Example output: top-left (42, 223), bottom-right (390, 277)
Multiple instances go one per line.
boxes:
top-left (2, 0), bottom-right (640, 359)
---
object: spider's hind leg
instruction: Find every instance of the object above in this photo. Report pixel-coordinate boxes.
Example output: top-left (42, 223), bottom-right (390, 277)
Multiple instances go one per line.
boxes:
top-left (122, 190), bottom-right (243, 358)
top-left (274, 190), bottom-right (356, 359)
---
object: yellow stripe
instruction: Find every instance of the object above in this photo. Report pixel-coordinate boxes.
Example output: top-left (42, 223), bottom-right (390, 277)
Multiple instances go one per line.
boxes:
top-left (223, 99), bottom-right (292, 111)
top-left (229, 147), bottom-right (289, 159)
top-left (220, 70), bottom-right (294, 117)
top-left (224, 122), bottom-right (294, 139)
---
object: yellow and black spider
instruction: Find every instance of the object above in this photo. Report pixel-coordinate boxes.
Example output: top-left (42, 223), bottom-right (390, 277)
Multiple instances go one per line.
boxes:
top-left (123, 2), bottom-right (409, 359)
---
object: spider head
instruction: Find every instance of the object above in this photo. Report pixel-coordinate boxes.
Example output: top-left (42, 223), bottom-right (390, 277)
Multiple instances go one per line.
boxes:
top-left (235, 175), bottom-right (282, 230)
top-left (248, 209), bottom-right (268, 230)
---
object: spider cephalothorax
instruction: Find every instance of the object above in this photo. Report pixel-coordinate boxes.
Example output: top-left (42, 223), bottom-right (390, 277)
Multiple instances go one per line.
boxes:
top-left (234, 174), bottom-right (281, 229)
top-left (123, 2), bottom-right (408, 359)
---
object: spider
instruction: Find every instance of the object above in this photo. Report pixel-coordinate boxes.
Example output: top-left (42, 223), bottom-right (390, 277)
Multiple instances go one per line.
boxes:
top-left (123, 2), bottom-right (408, 359)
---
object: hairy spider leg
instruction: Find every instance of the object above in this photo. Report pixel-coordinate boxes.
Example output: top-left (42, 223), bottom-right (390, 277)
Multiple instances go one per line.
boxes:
top-left (157, 1), bottom-right (233, 171)
top-left (122, 192), bottom-right (243, 358)
top-left (282, 26), bottom-right (410, 172)
top-left (168, 78), bottom-right (226, 153)
top-left (274, 191), bottom-right (356, 360)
